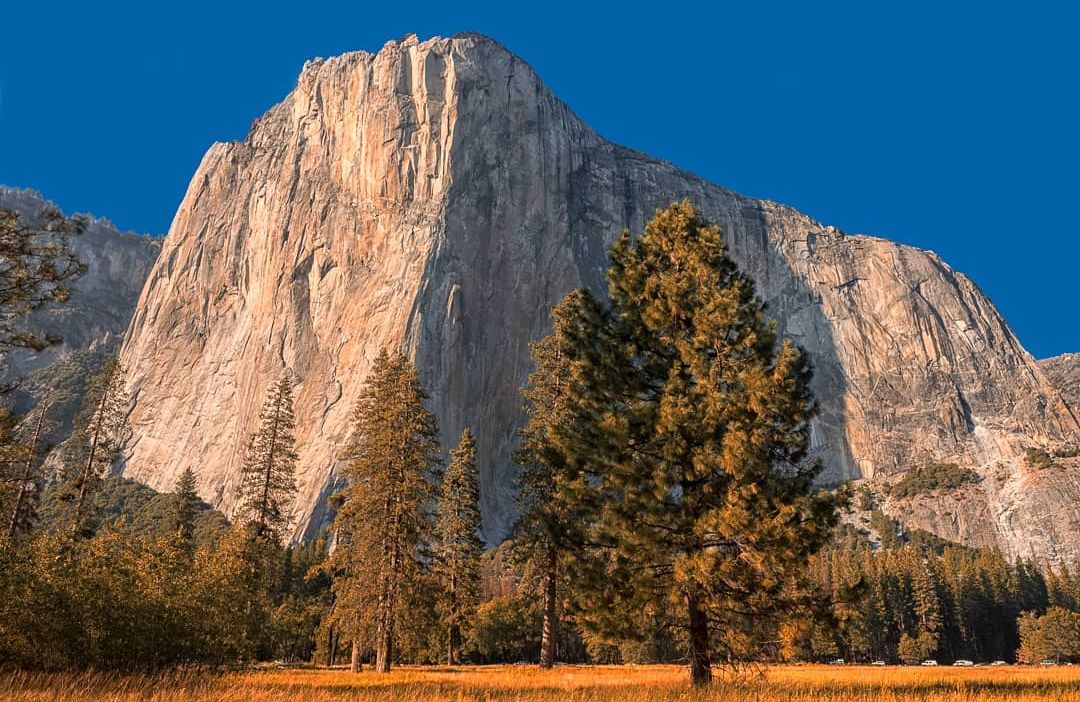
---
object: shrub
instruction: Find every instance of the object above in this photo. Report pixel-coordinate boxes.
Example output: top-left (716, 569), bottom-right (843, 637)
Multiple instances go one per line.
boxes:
top-left (1018, 607), bottom-right (1080, 663)
top-left (870, 509), bottom-right (900, 548)
top-left (1053, 445), bottom-right (1079, 460)
top-left (464, 594), bottom-right (542, 663)
top-left (891, 463), bottom-right (978, 499)
top-left (1024, 448), bottom-right (1056, 470)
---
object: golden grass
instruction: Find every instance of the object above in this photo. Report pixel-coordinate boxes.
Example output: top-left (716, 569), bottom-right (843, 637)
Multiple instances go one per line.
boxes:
top-left (2, 664), bottom-right (1080, 702)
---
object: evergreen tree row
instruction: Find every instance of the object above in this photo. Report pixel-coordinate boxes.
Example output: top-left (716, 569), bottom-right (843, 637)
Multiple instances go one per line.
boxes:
top-left (3, 202), bottom-right (1077, 682)
top-left (789, 520), bottom-right (1080, 664)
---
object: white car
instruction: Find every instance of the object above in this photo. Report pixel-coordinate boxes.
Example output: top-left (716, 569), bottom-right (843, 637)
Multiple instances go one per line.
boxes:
top-left (991, 660), bottom-right (1008, 666)
top-left (871, 660), bottom-right (887, 666)
top-left (922, 660), bottom-right (939, 666)
top-left (1040, 659), bottom-right (1057, 666)
top-left (953, 660), bottom-right (974, 667)
top-left (829, 659), bottom-right (845, 666)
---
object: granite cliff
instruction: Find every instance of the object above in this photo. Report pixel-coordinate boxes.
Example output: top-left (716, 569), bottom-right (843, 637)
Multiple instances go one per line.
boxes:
top-left (1041, 354), bottom-right (1080, 412)
top-left (0, 187), bottom-right (161, 405)
top-left (114, 34), bottom-right (1080, 561)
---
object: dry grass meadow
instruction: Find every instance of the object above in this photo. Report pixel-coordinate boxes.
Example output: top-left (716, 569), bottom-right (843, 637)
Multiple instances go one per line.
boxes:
top-left (2, 664), bottom-right (1080, 702)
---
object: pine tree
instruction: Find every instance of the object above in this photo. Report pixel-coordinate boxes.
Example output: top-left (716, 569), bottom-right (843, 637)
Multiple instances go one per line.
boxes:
top-left (64, 357), bottom-right (129, 537)
top-left (172, 467), bottom-right (200, 546)
top-left (513, 296), bottom-right (589, 667)
top-left (556, 201), bottom-right (841, 684)
top-left (0, 408), bottom-right (25, 539)
top-left (0, 206), bottom-right (85, 362)
top-left (435, 428), bottom-right (485, 665)
top-left (330, 349), bottom-right (441, 673)
top-left (235, 375), bottom-right (299, 544)
top-left (3, 397), bottom-right (50, 541)
top-left (910, 556), bottom-right (942, 656)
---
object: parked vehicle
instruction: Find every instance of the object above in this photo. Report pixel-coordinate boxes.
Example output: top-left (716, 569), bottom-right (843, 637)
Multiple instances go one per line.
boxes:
top-left (991, 661), bottom-right (1008, 666)
top-left (1040, 659), bottom-right (1057, 666)
top-left (922, 660), bottom-right (939, 666)
top-left (871, 660), bottom-right (887, 666)
top-left (829, 659), bottom-right (845, 666)
top-left (953, 660), bottom-right (974, 667)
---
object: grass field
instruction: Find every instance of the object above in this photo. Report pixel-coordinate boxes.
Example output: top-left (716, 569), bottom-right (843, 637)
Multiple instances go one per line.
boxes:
top-left (3, 664), bottom-right (1080, 701)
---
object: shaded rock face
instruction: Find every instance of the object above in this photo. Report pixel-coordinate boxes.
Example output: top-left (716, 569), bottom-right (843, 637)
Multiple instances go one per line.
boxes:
top-left (880, 455), bottom-right (1080, 566)
top-left (117, 34), bottom-right (1080, 561)
top-left (0, 187), bottom-right (161, 399)
top-left (1041, 354), bottom-right (1080, 412)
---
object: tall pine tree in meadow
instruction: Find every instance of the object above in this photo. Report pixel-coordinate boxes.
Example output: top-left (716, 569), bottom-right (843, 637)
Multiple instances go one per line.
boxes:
top-left (235, 375), bottom-right (298, 544)
top-left (329, 349), bottom-right (441, 673)
top-left (513, 295), bottom-right (595, 667)
top-left (435, 428), bottom-right (485, 665)
top-left (555, 201), bottom-right (840, 685)
top-left (64, 357), bottom-right (129, 538)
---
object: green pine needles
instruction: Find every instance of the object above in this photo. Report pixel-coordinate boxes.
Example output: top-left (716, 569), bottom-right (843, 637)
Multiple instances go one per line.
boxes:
top-left (435, 429), bottom-right (485, 665)
top-left (329, 350), bottom-right (442, 673)
top-left (235, 375), bottom-right (299, 544)
top-left (63, 357), bottom-right (130, 538)
top-left (172, 467), bottom-right (200, 546)
top-left (531, 201), bottom-right (841, 684)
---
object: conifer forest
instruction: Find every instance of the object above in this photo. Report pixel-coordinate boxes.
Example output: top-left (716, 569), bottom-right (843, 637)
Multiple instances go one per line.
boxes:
top-left (3, 202), bottom-right (1079, 694)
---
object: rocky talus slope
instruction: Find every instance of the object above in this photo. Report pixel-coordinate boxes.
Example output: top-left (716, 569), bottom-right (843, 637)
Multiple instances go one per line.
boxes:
top-left (115, 34), bottom-right (1079, 561)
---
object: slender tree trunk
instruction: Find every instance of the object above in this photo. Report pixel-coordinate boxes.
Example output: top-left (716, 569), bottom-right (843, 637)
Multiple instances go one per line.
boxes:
top-left (326, 625), bottom-right (336, 667)
top-left (540, 341), bottom-right (564, 669)
top-left (72, 391), bottom-right (108, 534)
top-left (539, 542), bottom-right (559, 668)
top-left (258, 408), bottom-right (280, 539)
top-left (447, 624), bottom-right (458, 666)
top-left (446, 568), bottom-right (458, 666)
top-left (350, 640), bottom-right (362, 673)
top-left (377, 567), bottom-right (396, 673)
top-left (375, 618), bottom-right (393, 673)
top-left (375, 544), bottom-right (396, 673)
top-left (686, 588), bottom-right (712, 686)
top-left (7, 397), bottom-right (48, 540)
top-left (374, 471), bottom-right (403, 674)
top-left (378, 561), bottom-right (395, 669)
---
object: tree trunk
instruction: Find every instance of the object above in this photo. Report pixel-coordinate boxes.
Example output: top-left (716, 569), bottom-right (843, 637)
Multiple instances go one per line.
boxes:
top-left (350, 640), bottom-right (362, 673)
top-left (257, 407), bottom-right (280, 539)
top-left (72, 419), bottom-right (103, 532)
top-left (326, 626), bottom-right (336, 667)
top-left (7, 398), bottom-right (48, 540)
top-left (447, 624), bottom-right (458, 666)
top-left (72, 383), bottom-right (114, 535)
top-left (686, 588), bottom-right (712, 686)
top-left (375, 516), bottom-right (400, 673)
top-left (376, 565), bottom-right (394, 673)
top-left (539, 543), bottom-right (558, 668)
top-left (375, 622), bottom-right (392, 673)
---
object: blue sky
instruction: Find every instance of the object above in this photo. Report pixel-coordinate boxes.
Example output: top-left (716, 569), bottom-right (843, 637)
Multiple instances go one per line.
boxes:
top-left (1, 2), bottom-right (1076, 357)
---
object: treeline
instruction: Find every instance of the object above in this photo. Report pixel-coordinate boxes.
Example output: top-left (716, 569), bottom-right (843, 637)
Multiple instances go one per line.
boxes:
top-left (794, 518), bottom-right (1080, 664)
top-left (0, 353), bottom-right (512, 670)
top-left (2, 201), bottom-right (1076, 683)
top-left (0, 362), bottom-right (330, 668)
top-left (0, 517), bottom-right (330, 669)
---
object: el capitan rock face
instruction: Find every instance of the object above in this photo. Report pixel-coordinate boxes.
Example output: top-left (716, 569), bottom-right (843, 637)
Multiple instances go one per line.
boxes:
top-left (116, 34), bottom-right (1080, 561)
